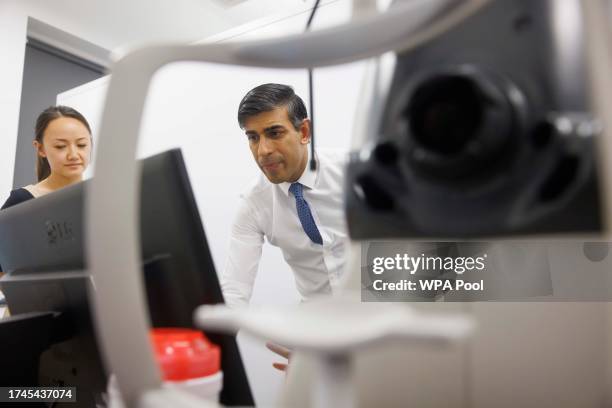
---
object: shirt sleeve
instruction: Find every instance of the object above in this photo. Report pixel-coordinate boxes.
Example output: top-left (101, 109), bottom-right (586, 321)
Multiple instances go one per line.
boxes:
top-left (221, 198), bottom-right (264, 308)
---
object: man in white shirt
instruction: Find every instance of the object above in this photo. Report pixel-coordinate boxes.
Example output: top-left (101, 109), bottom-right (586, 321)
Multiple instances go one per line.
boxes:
top-left (221, 83), bottom-right (348, 308)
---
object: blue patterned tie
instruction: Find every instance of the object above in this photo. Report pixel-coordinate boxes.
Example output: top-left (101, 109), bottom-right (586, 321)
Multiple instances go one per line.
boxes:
top-left (289, 182), bottom-right (323, 245)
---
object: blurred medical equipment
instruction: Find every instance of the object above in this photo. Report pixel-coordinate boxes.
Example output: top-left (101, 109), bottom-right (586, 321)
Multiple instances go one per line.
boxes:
top-left (347, 1), bottom-right (604, 239)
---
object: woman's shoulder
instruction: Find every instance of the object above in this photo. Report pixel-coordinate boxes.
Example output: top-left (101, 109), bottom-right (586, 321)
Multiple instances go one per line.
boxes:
top-left (1, 188), bottom-right (35, 210)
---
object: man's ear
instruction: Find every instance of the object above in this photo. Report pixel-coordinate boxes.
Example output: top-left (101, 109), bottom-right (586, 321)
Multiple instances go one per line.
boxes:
top-left (33, 140), bottom-right (46, 158)
top-left (299, 118), bottom-right (311, 145)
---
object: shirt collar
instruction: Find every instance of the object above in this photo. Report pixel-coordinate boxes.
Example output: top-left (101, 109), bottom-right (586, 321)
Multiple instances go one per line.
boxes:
top-left (279, 148), bottom-right (318, 196)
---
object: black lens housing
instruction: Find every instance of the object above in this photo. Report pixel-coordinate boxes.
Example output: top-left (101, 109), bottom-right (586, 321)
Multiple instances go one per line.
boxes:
top-left (399, 68), bottom-right (520, 183)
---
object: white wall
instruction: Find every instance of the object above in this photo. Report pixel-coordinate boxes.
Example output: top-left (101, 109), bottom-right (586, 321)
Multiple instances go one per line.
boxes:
top-left (0, 0), bottom-right (327, 206)
top-left (0, 2), bottom-right (29, 204)
top-left (57, 1), bottom-right (369, 405)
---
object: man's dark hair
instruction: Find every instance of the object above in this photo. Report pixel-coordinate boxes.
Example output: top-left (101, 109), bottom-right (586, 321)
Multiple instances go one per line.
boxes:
top-left (238, 83), bottom-right (308, 130)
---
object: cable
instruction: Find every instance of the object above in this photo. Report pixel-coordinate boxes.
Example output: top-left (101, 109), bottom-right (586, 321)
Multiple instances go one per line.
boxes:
top-left (306, 0), bottom-right (322, 29)
top-left (305, 0), bottom-right (321, 171)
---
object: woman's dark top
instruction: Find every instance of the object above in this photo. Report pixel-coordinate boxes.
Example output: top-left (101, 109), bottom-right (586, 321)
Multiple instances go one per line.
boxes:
top-left (1, 188), bottom-right (35, 210)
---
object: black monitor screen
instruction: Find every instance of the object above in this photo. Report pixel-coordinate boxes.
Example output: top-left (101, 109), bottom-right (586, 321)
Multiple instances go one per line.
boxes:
top-left (0, 148), bottom-right (254, 406)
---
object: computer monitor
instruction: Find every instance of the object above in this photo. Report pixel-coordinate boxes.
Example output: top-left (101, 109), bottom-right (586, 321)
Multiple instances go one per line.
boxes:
top-left (0, 148), bottom-right (254, 406)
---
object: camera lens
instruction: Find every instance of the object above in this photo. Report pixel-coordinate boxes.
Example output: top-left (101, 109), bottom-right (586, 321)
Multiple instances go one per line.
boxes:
top-left (408, 75), bottom-right (484, 155)
top-left (399, 69), bottom-right (518, 182)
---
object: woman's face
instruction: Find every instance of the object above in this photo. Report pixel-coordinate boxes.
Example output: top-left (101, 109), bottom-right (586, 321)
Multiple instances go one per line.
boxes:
top-left (35, 117), bottom-right (92, 180)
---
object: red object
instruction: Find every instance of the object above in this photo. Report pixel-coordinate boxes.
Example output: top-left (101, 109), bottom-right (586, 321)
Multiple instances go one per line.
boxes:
top-left (150, 328), bottom-right (221, 381)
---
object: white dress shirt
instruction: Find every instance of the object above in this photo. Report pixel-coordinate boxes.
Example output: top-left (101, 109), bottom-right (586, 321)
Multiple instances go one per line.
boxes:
top-left (221, 150), bottom-right (348, 308)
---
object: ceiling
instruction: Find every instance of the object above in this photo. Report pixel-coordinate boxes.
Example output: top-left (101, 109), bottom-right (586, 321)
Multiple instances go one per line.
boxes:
top-left (21, 0), bottom-right (316, 52)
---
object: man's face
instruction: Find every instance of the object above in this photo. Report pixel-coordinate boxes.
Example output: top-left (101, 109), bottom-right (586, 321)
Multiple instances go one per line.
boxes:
top-left (244, 106), bottom-right (310, 184)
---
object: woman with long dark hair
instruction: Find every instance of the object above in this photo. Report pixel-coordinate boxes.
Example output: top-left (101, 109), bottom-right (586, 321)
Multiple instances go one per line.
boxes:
top-left (1, 105), bottom-right (92, 210)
